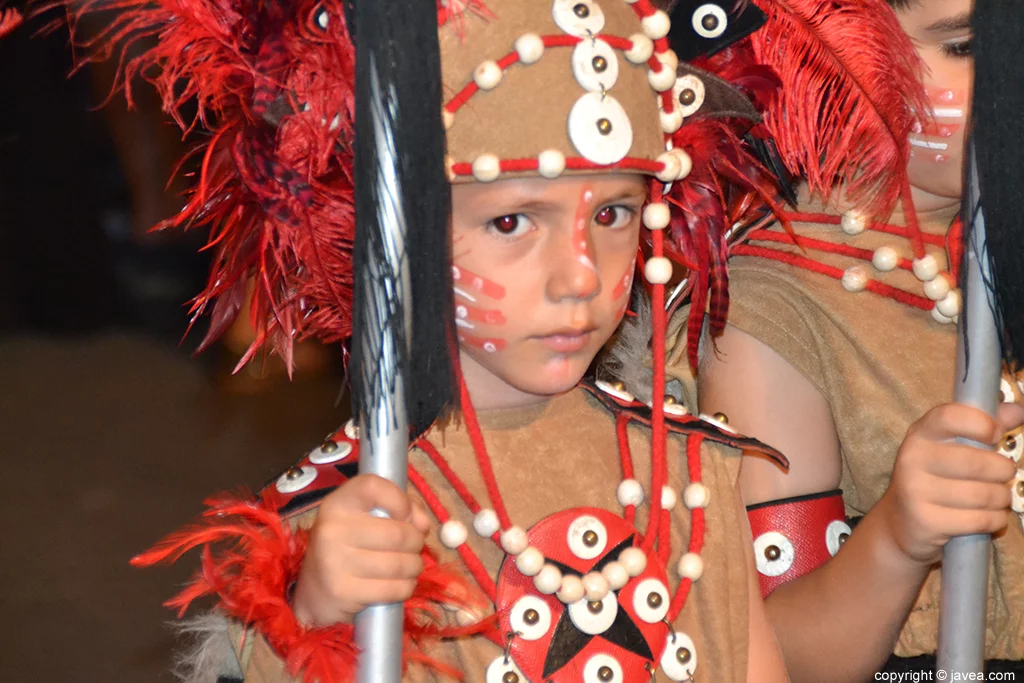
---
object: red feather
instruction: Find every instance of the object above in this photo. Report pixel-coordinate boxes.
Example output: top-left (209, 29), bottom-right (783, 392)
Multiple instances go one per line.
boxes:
top-left (750, 0), bottom-right (927, 217)
top-left (133, 493), bottom-right (493, 683)
top-left (62, 0), bottom-right (359, 367)
top-left (0, 7), bottom-right (21, 37)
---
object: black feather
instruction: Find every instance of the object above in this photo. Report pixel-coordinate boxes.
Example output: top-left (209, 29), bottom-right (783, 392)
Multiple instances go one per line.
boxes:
top-left (349, 0), bottom-right (455, 438)
top-left (969, 0), bottom-right (1024, 369)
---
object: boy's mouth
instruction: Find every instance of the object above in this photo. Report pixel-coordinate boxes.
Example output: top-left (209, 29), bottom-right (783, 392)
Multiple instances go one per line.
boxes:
top-left (534, 327), bottom-right (596, 353)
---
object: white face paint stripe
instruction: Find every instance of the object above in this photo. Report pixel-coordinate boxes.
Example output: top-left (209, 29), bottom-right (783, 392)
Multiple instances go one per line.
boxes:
top-left (910, 138), bottom-right (949, 150)
top-left (453, 286), bottom-right (477, 302)
top-left (455, 318), bottom-right (475, 329)
top-left (932, 107), bottom-right (964, 119)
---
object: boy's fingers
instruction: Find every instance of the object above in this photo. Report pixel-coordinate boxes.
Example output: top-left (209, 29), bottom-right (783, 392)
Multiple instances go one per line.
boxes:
top-left (408, 499), bottom-right (432, 534)
top-left (996, 403), bottom-right (1024, 434)
top-left (927, 447), bottom-right (1018, 483)
top-left (915, 404), bottom-right (1003, 445)
top-left (327, 475), bottom-right (413, 521)
top-left (342, 516), bottom-right (425, 553)
top-left (345, 549), bottom-right (425, 581)
top-left (928, 479), bottom-right (1012, 511)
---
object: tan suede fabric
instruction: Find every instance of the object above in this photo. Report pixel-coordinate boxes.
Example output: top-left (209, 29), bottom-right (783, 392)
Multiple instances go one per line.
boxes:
top-left (230, 387), bottom-right (753, 682)
top-left (717, 204), bottom-right (1024, 659)
top-left (439, 2), bottom-right (666, 180)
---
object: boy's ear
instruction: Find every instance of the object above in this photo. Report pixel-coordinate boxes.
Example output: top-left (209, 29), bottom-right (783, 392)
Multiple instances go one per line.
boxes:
top-left (659, 0), bottom-right (768, 61)
top-left (674, 63), bottom-right (760, 123)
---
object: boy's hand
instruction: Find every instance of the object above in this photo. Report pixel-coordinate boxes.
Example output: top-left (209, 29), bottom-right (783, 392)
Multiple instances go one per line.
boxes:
top-left (292, 475), bottom-right (431, 627)
top-left (878, 402), bottom-right (1024, 566)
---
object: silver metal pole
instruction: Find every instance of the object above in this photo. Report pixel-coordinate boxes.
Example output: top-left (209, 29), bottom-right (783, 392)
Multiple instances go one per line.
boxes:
top-left (937, 148), bottom-right (1001, 677)
top-left (355, 63), bottom-right (412, 683)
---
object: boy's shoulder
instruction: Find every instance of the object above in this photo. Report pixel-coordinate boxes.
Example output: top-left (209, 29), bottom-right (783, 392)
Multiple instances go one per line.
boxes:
top-left (254, 382), bottom-right (787, 520)
top-left (256, 419), bottom-right (362, 520)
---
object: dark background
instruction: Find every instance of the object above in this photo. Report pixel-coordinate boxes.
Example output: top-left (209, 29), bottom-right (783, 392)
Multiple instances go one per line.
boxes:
top-left (0, 17), bottom-right (345, 682)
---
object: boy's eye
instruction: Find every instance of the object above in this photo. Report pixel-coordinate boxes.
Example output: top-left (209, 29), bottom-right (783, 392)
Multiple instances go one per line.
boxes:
top-left (488, 214), bottom-right (530, 236)
top-left (594, 205), bottom-right (632, 228)
top-left (940, 38), bottom-right (972, 59)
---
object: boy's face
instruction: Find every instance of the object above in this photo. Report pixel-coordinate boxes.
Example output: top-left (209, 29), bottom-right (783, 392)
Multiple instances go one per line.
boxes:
top-left (897, 0), bottom-right (973, 204)
top-left (451, 174), bottom-right (647, 408)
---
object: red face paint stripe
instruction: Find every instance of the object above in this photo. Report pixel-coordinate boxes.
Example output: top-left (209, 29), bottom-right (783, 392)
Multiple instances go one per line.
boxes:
top-left (612, 263), bottom-right (635, 300)
top-left (456, 304), bottom-right (507, 325)
top-left (457, 334), bottom-right (507, 353)
top-left (452, 265), bottom-right (506, 300)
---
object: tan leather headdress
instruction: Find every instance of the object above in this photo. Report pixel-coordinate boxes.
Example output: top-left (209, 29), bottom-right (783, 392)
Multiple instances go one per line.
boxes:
top-left (438, 0), bottom-right (693, 184)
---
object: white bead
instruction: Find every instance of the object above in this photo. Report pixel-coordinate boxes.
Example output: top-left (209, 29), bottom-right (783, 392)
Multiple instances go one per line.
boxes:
top-left (931, 305), bottom-right (954, 325)
top-left (533, 564), bottom-right (563, 595)
top-left (644, 257), bottom-right (674, 285)
top-left (683, 482), bottom-right (710, 509)
top-left (643, 202), bottom-right (671, 230)
top-left (841, 266), bottom-right (868, 293)
top-left (439, 520), bottom-right (468, 549)
top-left (625, 34), bottom-right (654, 64)
top-left (601, 561), bottom-right (630, 590)
top-left (924, 273), bottom-right (951, 301)
top-left (661, 486), bottom-right (678, 511)
top-left (471, 154), bottom-right (501, 182)
top-left (677, 552), bottom-right (704, 581)
top-left (515, 32), bottom-right (544, 64)
top-left (912, 254), bottom-right (940, 282)
top-left (872, 246), bottom-right (899, 272)
top-left (473, 508), bottom-right (500, 537)
top-left (671, 148), bottom-right (693, 181)
top-left (515, 546), bottom-right (545, 577)
top-left (619, 547), bottom-right (648, 577)
top-left (442, 109), bottom-right (455, 131)
top-left (656, 152), bottom-right (680, 182)
top-left (937, 289), bottom-right (962, 317)
top-left (582, 571), bottom-right (610, 601)
top-left (647, 64), bottom-right (677, 92)
top-left (617, 478), bottom-right (646, 507)
top-left (343, 419), bottom-right (359, 440)
top-left (537, 149), bottom-right (566, 179)
top-left (840, 211), bottom-right (868, 235)
top-left (642, 9), bottom-right (671, 40)
top-left (656, 49), bottom-right (679, 73)
top-left (473, 60), bottom-right (502, 90)
top-left (660, 106), bottom-right (683, 134)
top-left (500, 526), bottom-right (529, 555)
top-left (556, 574), bottom-right (585, 604)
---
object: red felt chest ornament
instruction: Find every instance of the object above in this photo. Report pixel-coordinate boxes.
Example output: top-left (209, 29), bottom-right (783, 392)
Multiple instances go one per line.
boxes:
top-left (495, 507), bottom-right (669, 682)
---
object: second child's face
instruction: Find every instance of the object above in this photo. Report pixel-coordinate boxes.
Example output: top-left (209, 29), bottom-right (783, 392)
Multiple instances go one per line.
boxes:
top-left (897, 0), bottom-right (973, 204)
top-left (451, 174), bottom-right (647, 408)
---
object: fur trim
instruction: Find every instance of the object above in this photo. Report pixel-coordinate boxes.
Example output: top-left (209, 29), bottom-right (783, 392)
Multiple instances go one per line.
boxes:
top-left (171, 613), bottom-right (243, 683)
top-left (133, 493), bottom-right (492, 683)
top-left (600, 297), bottom-right (686, 405)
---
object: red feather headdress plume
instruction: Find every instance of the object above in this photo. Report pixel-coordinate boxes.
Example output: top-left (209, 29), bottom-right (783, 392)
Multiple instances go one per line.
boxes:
top-left (61, 0), bottom-right (358, 369)
top-left (0, 6), bottom-right (20, 37)
top-left (657, 42), bottom-right (787, 370)
top-left (749, 0), bottom-right (927, 218)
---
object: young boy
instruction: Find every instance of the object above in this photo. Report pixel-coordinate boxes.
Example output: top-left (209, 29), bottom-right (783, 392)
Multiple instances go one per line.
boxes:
top-left (122, 0), bottom-right (793, 681)
top-left (696, 0), bottom-right (1024, 679)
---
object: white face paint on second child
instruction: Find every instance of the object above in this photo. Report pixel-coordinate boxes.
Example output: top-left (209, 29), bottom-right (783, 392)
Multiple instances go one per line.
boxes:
top-left (896, 0), bottom-right (973, 208)
top-left (451, 174), bottom-right (647, 410)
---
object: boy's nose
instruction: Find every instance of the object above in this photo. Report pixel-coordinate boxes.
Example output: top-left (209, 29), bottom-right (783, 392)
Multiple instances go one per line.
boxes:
top-left (545, 234), bottom-right (601, 302)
